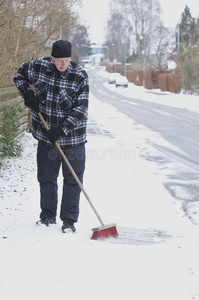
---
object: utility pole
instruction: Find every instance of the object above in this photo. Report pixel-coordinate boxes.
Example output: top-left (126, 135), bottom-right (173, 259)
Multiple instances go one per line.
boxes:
top-left (112, 43), bottom-right (116, 73)
top-left (122, 40), bottom-right (126, 77)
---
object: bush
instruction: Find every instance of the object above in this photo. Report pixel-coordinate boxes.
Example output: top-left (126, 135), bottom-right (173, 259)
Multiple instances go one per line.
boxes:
top-left (0, 103), bottom-right (24, 162)
top-left (126, 69), bottom-right (143, 85)
top-left (176, 49), bottom-right (199, 94)
top-left (159, 73), bottom-right (169, 91)
top-left (145, 69), bottom-right (166, 90)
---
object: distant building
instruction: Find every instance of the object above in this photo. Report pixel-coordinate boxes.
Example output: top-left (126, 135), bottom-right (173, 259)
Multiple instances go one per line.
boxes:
top-left (89, 44), bottom-right (106, 66)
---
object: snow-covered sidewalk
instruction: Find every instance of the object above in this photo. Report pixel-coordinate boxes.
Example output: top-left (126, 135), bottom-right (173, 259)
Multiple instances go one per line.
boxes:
top-left (0, 91), bottom-right (199, 300)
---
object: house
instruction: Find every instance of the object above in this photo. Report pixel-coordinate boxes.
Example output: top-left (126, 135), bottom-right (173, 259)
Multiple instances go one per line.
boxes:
top-left (89, 44), bottom-right (106, 66)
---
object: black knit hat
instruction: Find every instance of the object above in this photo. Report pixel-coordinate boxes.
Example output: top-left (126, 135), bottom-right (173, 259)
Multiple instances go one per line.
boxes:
top-left (51, 40), bottom-right (72, 58)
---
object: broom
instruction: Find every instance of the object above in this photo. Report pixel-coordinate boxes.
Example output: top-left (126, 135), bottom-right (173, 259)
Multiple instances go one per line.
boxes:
top-left (38, 112), bottom-right (118, 240)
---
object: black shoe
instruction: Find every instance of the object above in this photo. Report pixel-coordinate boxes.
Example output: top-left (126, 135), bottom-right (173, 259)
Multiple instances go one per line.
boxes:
top-left (62, 219), bottom-right (76, 233)
top-left (36, 218), bottom-right (56, 226)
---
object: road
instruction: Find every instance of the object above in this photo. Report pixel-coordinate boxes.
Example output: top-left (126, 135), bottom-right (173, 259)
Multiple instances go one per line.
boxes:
top-left (88, 67), bottom-right (199, 223)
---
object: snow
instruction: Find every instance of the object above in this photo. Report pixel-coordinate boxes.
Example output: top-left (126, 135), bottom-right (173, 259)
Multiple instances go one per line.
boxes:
top-left (99, 68), bottom-right (199, 114)
top-left (1, 68), bottom-right (199, 299)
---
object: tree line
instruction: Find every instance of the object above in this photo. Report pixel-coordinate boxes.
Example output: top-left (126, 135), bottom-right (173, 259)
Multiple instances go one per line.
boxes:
top-left (0, 0), bottom-right (91, 87)
top-left (104, 0), bottom-right (199, 93)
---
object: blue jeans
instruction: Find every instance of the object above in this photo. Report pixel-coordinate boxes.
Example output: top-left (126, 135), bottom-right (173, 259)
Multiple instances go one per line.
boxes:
top-left (37, 142), bottom-right (85, 222)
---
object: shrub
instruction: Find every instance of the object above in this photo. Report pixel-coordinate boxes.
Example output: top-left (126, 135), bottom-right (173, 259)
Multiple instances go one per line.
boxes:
top-left (0, 103), bottom-right (24, 162)
top-left (177, 49), bottom-right (199, 94)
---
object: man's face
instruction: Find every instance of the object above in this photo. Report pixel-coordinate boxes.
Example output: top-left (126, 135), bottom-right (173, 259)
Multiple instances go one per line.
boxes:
top-left (52, 57), bottom-right (71, 72)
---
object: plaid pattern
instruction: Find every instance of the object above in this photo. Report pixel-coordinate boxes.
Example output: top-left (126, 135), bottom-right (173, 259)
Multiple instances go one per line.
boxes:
top-left (14, 57), bottom-right (89, 147)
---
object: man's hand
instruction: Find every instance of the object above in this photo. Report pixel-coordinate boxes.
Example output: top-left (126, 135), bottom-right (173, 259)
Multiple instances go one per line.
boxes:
top-left (24, 90), bottom-right (39, 113)
top-left (46, 127), bottom-right (64, 144)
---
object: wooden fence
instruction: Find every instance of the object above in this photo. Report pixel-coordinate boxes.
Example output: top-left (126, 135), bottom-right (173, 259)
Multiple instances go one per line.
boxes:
top-left (0, 87), bottom-right (31, 139)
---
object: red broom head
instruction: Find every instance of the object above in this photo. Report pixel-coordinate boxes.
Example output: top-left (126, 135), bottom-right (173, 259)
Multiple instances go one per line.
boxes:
top-left (91, 224), bottom-right (118, 240)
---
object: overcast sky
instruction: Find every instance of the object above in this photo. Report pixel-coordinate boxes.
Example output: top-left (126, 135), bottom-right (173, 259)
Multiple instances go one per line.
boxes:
top-left (80, 0), bottom-right (199, 44)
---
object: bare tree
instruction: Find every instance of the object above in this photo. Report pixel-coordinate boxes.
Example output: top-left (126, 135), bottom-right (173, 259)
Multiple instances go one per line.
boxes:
top-left (0, 0), bottom-right (81, 86)
top-left (105, 0), bottom-right (175, 68)
top-left (113, 0), bottom-right (162, 55)
top-left (105, 11), bottom-right (127, 62)
top-left (151, 26), bottom-right (176, 68)
top-left (74, 27), bottom-right (91, 61)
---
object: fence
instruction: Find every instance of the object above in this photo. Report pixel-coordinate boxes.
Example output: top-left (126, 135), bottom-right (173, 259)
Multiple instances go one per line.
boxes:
top-left (107, 65), bottom-right (182, 94)
top-left (0, 87), bottom-right (31, 138)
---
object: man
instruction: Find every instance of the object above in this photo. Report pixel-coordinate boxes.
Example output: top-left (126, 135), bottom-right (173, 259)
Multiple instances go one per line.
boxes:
top-left (14, 40), bottom-right (89, 233)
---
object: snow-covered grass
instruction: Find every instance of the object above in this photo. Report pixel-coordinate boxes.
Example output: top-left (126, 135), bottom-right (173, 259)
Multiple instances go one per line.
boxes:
top-left (1, 69), bottom-right (199, 299)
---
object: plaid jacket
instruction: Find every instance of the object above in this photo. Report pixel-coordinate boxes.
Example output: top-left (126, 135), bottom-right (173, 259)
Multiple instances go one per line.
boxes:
top-left (14, 57), bottom-right (89, 147)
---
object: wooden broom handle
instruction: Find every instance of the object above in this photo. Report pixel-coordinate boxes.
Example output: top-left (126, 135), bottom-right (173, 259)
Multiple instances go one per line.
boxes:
top-left (38, 112), bottom-right (104, 227)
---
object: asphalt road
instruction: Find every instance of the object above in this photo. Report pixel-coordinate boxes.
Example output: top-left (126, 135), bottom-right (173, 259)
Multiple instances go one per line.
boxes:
top-left (88, 67), bottom-right (199, 223)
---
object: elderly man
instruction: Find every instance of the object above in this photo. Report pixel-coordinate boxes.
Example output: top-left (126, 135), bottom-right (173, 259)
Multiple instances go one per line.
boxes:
top-left (14, 40), bottom-right (89, 233)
